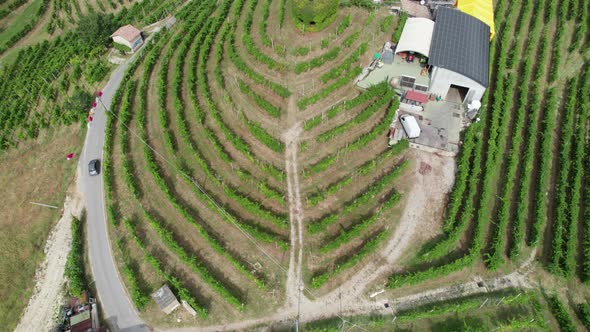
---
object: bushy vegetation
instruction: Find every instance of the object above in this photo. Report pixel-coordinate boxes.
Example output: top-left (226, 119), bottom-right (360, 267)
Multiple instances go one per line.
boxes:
top-left (64, 217), bottom-right (87, 297)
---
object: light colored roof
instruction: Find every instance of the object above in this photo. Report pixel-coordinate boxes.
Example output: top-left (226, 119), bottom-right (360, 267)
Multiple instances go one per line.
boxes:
top-left (395, 18), bottom-right (435, 57)
top-left (111, 24), bottom-right (141, 42)
top-left (456, 0), bottom-right (495, 40)
top-left (428, 7), bottom-right (490, 87)
top-left (400, 115), bottom-right (421, 139)
top-left (152, 285), bottom-right (179, 314)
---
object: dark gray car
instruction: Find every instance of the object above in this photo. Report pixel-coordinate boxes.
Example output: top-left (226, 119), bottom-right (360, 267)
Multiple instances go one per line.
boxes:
top-left (89, 159), bottom-right (100, 176)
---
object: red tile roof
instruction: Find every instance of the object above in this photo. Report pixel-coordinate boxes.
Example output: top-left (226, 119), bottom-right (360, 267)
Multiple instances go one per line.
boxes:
top-left (111, 24), bottom-right (141, 42)
top-left (405, 90), bottom-right (429, 104)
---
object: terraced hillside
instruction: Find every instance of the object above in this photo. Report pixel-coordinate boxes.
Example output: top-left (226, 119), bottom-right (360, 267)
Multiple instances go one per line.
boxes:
top-left (102, 0), bottom-right (414, 325)
top-left (98, 0), bottom-right (590, 329)
top-left (2, 0), bottom-right (590, 329)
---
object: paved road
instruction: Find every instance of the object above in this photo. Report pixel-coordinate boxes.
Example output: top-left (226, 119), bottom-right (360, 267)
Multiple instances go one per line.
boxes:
top-left (79, 53), bottom-right (147, 332)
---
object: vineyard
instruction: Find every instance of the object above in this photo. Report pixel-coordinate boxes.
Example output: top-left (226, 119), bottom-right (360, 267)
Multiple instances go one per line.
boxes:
top-left (83, 0), bottom-right (590, 328)
top-left (98, 0), bottom-right (416, 324)
top-left (1, 0), bottom-right (590, 329)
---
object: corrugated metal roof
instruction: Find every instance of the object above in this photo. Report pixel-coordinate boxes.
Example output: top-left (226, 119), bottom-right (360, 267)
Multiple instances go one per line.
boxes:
top-left (428, 7), bottom-right (490, 87)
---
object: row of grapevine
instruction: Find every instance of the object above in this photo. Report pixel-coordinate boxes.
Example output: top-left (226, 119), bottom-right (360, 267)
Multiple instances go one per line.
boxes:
top-left (122, 218), bottom-right (208, 316)
top-left (320, 42), bottom-right (367, 83)
top-left (241, 0), bottom-right (287, 71)
top-left (307, 140), bottom-right (407, 207)
top-left (561, 67), bottom-right (589, 277)
top-left (237, 79), bottom-right (282, 118)
top-left (308, 160), bottom-right (408, 234)
top-left (227, 31), bottom-right (291, 97)
top-left (547, 78), bottom-right (577, 275)
top-left (310, 230), bottom-right (386, 288)
top-left (546, 295), bottom-right (576, 332)
top-left (102, 34), bottom-right (165, 310)
top-left (388, 0), bottom-right (513, 280)
top-left (484, 0), bottom-right (538, 269)
top-left (305, 97), bottom-right (399, 176)
top-left (0, 0), bottom-right (49, 55)
top-left (135, 38), bottom-right (266, 299)
top-left (297, 67), bottom-right (362, 109)
top-left (319, 190), bottom-right (400, 254)
top-left (294, 47), bottom-right (340, 74)
top-left (304, 80), bottom-right (386, 131)
top-left (508, 1), bottom-right (549, 258)
top-left (316, 88), bottom-right (392, 143)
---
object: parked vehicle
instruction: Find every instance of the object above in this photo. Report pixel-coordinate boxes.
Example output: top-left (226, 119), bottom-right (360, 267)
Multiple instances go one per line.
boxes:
top-left (400, 114), bottom-right (421, 139)
top-left (88, 159), bottom-right (100, 176)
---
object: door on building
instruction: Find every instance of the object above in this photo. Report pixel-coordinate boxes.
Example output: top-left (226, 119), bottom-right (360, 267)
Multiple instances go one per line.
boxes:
top-left (446, 84), bottom-right (469, 103)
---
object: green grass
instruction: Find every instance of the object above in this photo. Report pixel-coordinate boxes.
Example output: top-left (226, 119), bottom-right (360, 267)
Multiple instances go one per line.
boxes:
top-left (0, 0), bottom-right (43, 45)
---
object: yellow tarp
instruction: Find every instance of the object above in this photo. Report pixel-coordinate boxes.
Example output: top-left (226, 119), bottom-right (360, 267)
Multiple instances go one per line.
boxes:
top-left (456, 0), bottom-right (495, 40)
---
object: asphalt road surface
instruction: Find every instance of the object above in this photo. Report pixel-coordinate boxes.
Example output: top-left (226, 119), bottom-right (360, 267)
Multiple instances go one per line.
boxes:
top-left (79, 55), bottom-right (147, 332)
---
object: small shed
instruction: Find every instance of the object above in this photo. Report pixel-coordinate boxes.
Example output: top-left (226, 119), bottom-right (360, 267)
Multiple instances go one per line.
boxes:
top-left (111, 24), bottom-right (143, 52)
top-left (70, 311), bottom-right (91, 332)
top-left (152, 285), bottom-right (180, 314)
top-left (427, 7), bottom-right (489, 103)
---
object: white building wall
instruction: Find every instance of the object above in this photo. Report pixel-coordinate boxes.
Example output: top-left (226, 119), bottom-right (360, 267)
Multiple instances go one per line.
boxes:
top-left (112, 35), bottom-right (132, 49)
top-left (129, 36), bottom-right (143, 51)
top-left (428, 66), bottom-right (486, 103)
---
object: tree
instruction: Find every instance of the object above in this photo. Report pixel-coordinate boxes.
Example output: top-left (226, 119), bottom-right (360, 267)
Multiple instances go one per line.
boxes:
top-left (64, 87), bottom-right (93, 121)
top-left (292, 0), bottom-right (339, 27)
top-left (76, 13), bottom-right (116, 47)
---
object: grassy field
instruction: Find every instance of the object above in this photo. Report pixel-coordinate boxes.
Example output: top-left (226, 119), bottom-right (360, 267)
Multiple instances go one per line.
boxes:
top-left (0, 0), bottom-right (43, 45)
top-left (0, 125), bottom-right (83, 330)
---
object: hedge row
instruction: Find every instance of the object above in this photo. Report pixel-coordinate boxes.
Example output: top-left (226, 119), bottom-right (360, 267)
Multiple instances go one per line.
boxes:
top-left (65, 217), bottom-right (87, 297)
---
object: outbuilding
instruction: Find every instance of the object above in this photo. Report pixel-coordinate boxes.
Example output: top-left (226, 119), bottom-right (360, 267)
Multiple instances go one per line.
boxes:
top-left (111, 24), bottom-right (143, 52)
top-left (394, 17), bottom-right (435, 58)
top-left (427, 7), bottom-right (489, 104)
top-left (152, 284), bottom-right (180, 314)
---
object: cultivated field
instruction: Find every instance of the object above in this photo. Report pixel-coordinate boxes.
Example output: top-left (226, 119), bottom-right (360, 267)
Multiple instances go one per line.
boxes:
top-left (1, 0), bottom-right (590, 330)
top-left (102, 0), bottom-right (413, 325)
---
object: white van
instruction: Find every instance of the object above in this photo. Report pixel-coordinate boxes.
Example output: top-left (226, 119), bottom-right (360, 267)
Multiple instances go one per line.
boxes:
top-left (400, 115), bottom-right (421, 139)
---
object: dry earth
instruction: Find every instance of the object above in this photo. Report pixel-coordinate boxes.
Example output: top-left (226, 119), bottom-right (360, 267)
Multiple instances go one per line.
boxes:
top-left (14, 175), bottom-right (84, 332)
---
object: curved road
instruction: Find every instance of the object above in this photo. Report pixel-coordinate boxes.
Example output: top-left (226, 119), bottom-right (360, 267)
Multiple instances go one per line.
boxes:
top-left (79, 55), bottom-right (147, 332)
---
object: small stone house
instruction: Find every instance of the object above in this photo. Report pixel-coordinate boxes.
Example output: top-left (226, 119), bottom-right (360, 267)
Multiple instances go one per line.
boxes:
top-left (111, 24), bottom-right (143, 52)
